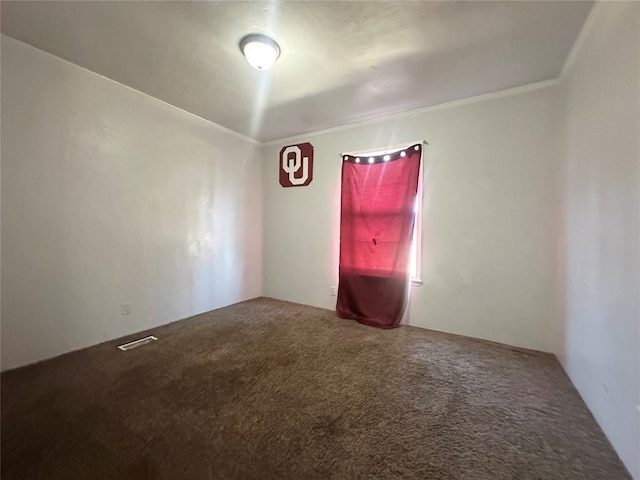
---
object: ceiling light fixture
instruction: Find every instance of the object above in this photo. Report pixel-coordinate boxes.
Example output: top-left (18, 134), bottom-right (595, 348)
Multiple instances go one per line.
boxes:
top-left (239, 33), bottom-right (280, 71)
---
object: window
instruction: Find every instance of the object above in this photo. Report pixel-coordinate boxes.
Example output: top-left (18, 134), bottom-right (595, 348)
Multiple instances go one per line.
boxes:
top-left (341, 143), bottom-right (423, 283)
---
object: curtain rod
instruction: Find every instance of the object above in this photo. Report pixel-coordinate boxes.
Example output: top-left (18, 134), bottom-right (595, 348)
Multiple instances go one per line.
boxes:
top-left (339, 140), bottom-right (428, 158)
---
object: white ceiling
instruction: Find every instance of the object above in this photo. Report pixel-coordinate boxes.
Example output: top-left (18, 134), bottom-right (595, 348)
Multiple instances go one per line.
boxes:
top-left (1, 1), bottom-right (593, 143)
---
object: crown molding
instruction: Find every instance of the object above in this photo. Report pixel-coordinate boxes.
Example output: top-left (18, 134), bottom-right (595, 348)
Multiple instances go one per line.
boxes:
top-left (261, 78), bottom-right (560, 147)
top-left (1, 35), bottom-right (262, 146)
top-left (7, 17), bottom-right (594, 150)
top-left (559, 2), bottom-right (602, 80)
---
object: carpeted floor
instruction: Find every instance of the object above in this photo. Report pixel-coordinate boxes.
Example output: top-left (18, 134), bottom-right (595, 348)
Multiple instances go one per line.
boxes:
top-left (1, 297), bottom-right (631, 479)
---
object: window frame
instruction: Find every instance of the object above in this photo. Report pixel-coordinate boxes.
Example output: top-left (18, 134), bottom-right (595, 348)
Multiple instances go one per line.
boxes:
top-left (410, 151), bottom-right (424, 286)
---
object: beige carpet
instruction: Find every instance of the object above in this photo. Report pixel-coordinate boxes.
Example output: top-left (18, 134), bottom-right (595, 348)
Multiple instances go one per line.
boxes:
top-left (1, 297), bottom-right (631, 479)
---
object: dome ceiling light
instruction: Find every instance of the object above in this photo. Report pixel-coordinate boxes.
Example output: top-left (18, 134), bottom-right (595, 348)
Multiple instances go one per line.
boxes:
top-left (239, 33), bottom-right (280, 71)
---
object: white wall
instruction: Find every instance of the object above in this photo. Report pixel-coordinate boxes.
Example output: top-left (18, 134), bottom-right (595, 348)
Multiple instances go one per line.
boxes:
top-left (262, 83), bottom-right (562, 352)
top-left (556, 3), bottom-right (640, 478)
top-left (0, 36), bottom-right (263, 371)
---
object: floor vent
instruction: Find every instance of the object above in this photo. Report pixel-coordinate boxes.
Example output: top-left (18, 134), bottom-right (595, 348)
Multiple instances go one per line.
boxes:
top-left (118, 336), bottom-right (158, 351)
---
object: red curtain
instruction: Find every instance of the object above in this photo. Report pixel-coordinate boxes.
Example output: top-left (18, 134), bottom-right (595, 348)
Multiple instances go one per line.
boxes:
top-left (336, 144), bottom-right (422, 328)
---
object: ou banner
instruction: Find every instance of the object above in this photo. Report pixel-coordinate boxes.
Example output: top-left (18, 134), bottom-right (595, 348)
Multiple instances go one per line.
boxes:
top-left (279, 143), bottom-right (313, 187)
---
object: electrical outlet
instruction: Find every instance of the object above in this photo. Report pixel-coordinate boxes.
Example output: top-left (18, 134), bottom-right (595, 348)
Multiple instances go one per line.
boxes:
top-left (120, 303), bottom-right (131, 316)
top-left (330, 286), bottom-right (338, 296)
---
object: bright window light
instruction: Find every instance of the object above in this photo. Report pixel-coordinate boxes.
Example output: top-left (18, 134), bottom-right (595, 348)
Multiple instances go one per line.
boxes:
top-left (410, 157), bottom-right (424, 284)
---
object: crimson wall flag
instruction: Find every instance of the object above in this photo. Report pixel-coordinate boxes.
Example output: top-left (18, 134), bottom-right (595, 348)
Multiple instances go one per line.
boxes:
top-left (280, 143), bottom-right (313, 187)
